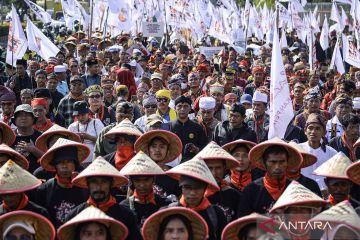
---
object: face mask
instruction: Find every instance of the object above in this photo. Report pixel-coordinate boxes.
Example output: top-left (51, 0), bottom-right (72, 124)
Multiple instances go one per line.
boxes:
top-left (181, 83), bottom-right (188, 90)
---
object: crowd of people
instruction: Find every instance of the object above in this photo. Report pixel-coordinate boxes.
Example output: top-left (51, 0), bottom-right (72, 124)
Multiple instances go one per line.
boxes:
top-left (0, 18), bottom-right (360, 240)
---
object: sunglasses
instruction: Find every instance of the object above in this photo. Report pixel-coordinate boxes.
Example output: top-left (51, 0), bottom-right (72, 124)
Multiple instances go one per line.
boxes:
top-left (144, 104), bottom-right (157, 109)
top-left (88, 94), bottom-right (101, 99)
top-left (157, 98), bottom-right (169, 103)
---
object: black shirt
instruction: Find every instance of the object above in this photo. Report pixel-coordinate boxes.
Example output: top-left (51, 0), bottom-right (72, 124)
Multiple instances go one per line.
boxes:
top-left (329, 136), bottom-right (360, 160)
top-left (12, 129), bottom-right (42, 173)
top-left (50, 90), bottom-right (64, 109)
top-left (297, 174), bottom-right (322, 197)
top-left (33, 178), bottom-right (89, 228)
top-left (0, 200), bottom-right (51, 220)
top-left (212, 121), bottom-right (257, 146)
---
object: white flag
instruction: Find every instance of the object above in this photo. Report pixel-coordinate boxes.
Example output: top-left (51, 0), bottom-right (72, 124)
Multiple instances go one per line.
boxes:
top-left (342, 34), bottom-right (360, 68)
top-left (268, 21), bottom-right (294, 139)
top-left (330, 38), bottom-right (345, 74)
top-left (26, 17), bottom-right (60, 61)
top-left (6, 5), bottom-right (28, 66)
top-left (280, 28), bottom-right (288, 48)
top-left (23, 0), bottom-right (52, 24)
top-left (320, 15), bottom-right (329, 50)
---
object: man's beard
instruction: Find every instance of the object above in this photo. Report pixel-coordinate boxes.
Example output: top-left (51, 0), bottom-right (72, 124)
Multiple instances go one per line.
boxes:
top-left (91, 191), bottom-right (107, 203)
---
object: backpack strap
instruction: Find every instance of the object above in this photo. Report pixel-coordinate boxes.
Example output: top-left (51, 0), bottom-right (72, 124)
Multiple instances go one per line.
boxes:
top-left (206, 206), bottom-right (218, 239)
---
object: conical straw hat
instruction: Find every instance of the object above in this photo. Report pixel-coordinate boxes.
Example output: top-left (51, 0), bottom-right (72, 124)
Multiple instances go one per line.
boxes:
top-left (142, 207), bottom-right (208, 240)
top-left (249, 137), bottom-right (302, 171)
top-left (0, 144), bottom-right (29, 169)
top-left (195, 141), bottom-right (239, 169)
top-left (35, 124), bottom-right (81, 152)
top-left (0, 160), bottom-right (41, 194)
top-left (346, 160), bottom-right (360, 185)
top-left (222, 139), bottom-right (256, 153)
top-left (39, 138), bottom-right (90, 172)
top-left (105, 118), bottom-right (142, 138)
top-left (310, 200), bottom-right (360, 231)
top-left (221, 213), bottom-right (278, 240)
top-left (134, 130), bottom-right (182, 163)
top-left (353, 137), bottom-right (360, 148)
top-left (166, 156), bottom-right (219, 191)
top-left (0, 122), bottom-right (15, 146)
top-left (313, 152), bottom-right (352, 179)
top-left (72, 157), bottom-right (128, 188)
top-left (288, 141), bottom-right (317, 168)
top-left (57, 206), bottom-right (128, 240)
top-left (120, 151), bottom-right (164, 176)
top-left (0, 210), bottom-right (55, 240)
top-left (270, 181), bottom-right (327, 213)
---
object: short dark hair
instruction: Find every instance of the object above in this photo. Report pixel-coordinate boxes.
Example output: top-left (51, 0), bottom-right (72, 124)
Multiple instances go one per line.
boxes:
top-left (75, 222), bottom-right (112, 240)
top-left (230, 103), bottom-right (246, 116)
top-left (263, 145), bottom-right (289, 164)
top-left (158, 214), bottom-right (194, 240)
top-left (341, 113), bottom-right (360, 128)
top-left (238, 222), bottom-right (257, 240)
top-left (339, 80), bottom-right (356, 94)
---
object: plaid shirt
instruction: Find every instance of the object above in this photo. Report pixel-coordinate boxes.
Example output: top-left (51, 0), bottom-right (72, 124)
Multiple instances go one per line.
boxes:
top-left (57, 94), bottom-right (77, 128)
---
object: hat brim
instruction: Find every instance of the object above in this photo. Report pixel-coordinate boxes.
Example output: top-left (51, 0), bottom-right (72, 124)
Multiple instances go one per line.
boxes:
top-left (269, 200), bottom-right (327, 214)
top-left (72, 173), bottom-right (128, 189)
top-left (346, 161), bottom-right (360, 185)
top-left (35, 127), bottom-right (81, 152)
top-left (301, 152), bottom-right (317, 168)
top-left (142, 207), bottom-right (208, 240)
top-left (0, 145), bottom-right (29, 170)
top-left (39, 142), bottom-right (90, 172)
top-left (135, 130), bottom-right (183, 163)
top-left (0, 122), bottom-right (15, 146)
top-left (0, 210), bottom-right (55, 240)
top-left (249, 141), bottom-right (302, 171)
top-left (222, 139), bottom-right (256, 153)
top-left (166, 171), bottom-right (219, 191)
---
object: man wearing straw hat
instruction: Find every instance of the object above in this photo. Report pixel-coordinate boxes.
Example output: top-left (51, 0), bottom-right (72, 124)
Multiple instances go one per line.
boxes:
top-left (166, 156), bottom-right (227, 240)
top-left (120, 151), bottom-right (168, 227)
top-left (66, 157), bottom-right (141, 240)
top-left (0, 160), bottom-right (50, 219)
top-left (313, 152), bottom-right (360, 209)
top-left (33, 138), bottom-right (90, 228)
top-left (0, 144), bottom-right (29, 169)
top-left (238, 138), bottom-right (302, 217)
top-left (195, 141), bottom-right (242, 222)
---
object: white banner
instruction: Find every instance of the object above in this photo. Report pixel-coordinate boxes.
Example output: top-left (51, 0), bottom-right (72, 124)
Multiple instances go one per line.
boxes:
top-left (199, 47), bottom-right (224, 60)
top-left (343, 34), bottom-right (360, 68)
top-left (142, 22), bottom-right (164, 37)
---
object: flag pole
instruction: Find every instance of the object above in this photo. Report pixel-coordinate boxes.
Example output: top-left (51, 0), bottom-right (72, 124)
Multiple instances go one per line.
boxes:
top-left (89, 0), bottom-right (94, 41)
top-left (244, 5), bottom-right (250, 49)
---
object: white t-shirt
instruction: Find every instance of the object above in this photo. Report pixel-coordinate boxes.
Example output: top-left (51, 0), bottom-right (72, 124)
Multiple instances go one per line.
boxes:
top-left (68, 119), bottom-right (104, 163)
top-left (299, 141), bottom-right (337, 190)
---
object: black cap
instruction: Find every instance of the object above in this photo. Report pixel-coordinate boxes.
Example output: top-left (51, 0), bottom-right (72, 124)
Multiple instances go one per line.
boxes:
top-left (34, 88), bottom-right (52, 99)
top-left (175, 96), bottom-right (192, 106)
top-left (73, 101), bottom-right (89, 116)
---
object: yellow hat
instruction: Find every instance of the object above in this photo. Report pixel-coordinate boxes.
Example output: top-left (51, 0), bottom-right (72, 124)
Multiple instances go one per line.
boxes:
top-left (155, 89), bottom-right (171, 99)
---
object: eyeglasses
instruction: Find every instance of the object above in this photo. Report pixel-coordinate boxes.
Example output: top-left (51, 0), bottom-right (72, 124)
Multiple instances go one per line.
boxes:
top-left (157, 98), bottom-right (169, 103)
top-left (88, 94), bottom-right (101, 99)
top-left (5, 235), bottom-right (33, 240)
top-left (144, 104), bottom-right (157, 109)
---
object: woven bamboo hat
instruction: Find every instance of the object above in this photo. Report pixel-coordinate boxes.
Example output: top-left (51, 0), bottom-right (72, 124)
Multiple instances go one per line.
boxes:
top-left (269, 181), bottom-right (327, 213)
top-left (72, 157), bottom-right (128, 188)
top-left (105, 119), bottom-right (142, 139)
top-left (288, 141), bottom-right (317, 168)
top-left (35, 124), bottom-right (81, 152)
top-left (142, 207), bottom-right (208, 240)
top-left (249, 137), bottom-right (302, 171)
top-left (346, 160), bottom-right (360, 185)
top-left (353, 137), bottom-right (360, 149)
top-left (0, 122), bottom-right (15, 146)
top-left (120, 151), bottom-right (164, 176)
top-left (222, 139), bottom-right (256, 153)
top-left (310, 200), bottom-right (360, 231)
top-left (0, 160), bottom-right (41, 194)
top-left (0, 210), bottom-right (55, 240)
top-left (57, 206), bottom-right (128, 240)
top-left (0, 144), bottom-right (29, 169)
top-left (313, 152), bottom-right (352, 179)
top-left (166, 156), bottom-right (219, 191)
top-left (195, 141), bottom-right (239, 169)
top-left (39, 138), bottom-right (90, 172)
top-left (134, 130), bottom-right (182, 163)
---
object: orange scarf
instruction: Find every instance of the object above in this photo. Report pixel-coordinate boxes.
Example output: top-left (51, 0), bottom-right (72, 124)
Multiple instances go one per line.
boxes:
top-left (263, 173), bottom-right (286, 201)
top-left (87, 195), bottom-right (117, 212)
top-left (179, 195), bottom-right (211, 212)
top-left (341, 133), bottom-right (356, 162)
top-left (230, 169), bottom-right (252, 192)
top-left (328, 194), bottom-right (350, 206)
top-left (33, 119), bottom-right (53, 132)
top-left (205, 179), bottom-right (228, 197)
top-left (3, 194), bottom-right (29, 211)
top-left (133, 190), bottom-right (156, 205)
top-left (286, 170), bottom-right (301, 180)
top-left (114, 146), bottom-right (135, 170)
top-left (55, 175), bottom-right (73, 188)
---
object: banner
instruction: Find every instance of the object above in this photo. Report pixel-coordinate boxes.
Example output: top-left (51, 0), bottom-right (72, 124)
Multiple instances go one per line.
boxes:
top-left (142, 22), bottom-right (164, 37)
top-left (199, 47), bottom-right (225, 60)
top-left (343, 35), bottom-right (360, 68)
top-left (23, 0), bottom-right (52, 24)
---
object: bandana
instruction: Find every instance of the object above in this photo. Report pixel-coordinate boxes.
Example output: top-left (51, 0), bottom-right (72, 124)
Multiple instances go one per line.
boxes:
top-left (114, 146), bottom-right (135, 170)
top-left (179, 195), bottom-right (211, 212)
top-left (3, 194), bottom-right (29, 211)
top-left (286, 170), bottom-right (301, 180)
top-left (87, 195), bottom-right (117, 212)
top-left (55, 174), bottom-right (73, 188)
top-left (133, 190), bottom-right (156, 205)
top-left (263, 173), bottom-right (286, 201)
top-left (205, 179), bottom-right (228, 197)
top-left (33, 119), bottom-right (53, 132)
top-left (328, 194), bottom-right (350, 206)
top-left (230, 170), bottom-right (252, 192)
